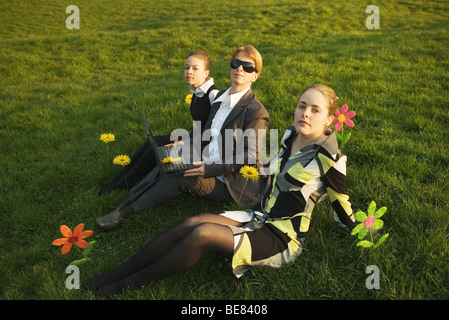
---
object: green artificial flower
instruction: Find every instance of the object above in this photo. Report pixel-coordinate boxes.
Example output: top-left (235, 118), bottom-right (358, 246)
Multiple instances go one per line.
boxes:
top-left (351, 201), bottom-right (389, 248)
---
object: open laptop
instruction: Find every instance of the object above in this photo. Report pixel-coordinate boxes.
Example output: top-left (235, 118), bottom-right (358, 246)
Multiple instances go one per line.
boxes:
top-left (142, 113), bottom-right (195, 174)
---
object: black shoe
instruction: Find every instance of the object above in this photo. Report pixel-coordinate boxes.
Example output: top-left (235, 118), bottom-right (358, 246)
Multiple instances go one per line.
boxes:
top-left (95, 208), bottom-right (125, 230)
top-left (85, 275), bottom-right (107, 292)
top-left (97, 281), bottom-right (128, 299)
top-left (85, 269), bottom-right (126, 292)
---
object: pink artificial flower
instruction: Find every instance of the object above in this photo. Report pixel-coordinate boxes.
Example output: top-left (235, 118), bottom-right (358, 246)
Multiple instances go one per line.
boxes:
top-left (332, 104), bottom-right (356, 132)
top-left (364, 216), bottom-right (375, 228)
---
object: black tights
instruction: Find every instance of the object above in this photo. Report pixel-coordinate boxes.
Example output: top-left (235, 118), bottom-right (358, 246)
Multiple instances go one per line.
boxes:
top-left (86, 214), bottom-right (241, 298)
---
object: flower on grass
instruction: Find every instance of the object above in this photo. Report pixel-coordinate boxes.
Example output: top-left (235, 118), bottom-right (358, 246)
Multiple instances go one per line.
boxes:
top-left (351, 201), bottom-right (389, 249)
top-left (163, 157), bottom-right (181, 164)
top-left (52, 223), bottom-right (93, 255)
top-left (185, 93), bottom-right (193, 104)
top-left (100, 133), bottom-right (115, 143)
top-left (240, 165), bottom-right (260, 182)
top-left (364, 215), bottom-right (376, 228)
top-left (332, 104), bottom-right (355, 132)
top-left (237, 166), bottom-right (260, 205)
top-left (113, 155), bottom-right (131, 188)
top-left (113, 155), bottom-right (131, 167)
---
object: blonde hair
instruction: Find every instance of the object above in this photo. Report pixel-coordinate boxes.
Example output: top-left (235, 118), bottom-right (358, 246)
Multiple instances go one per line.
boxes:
top-left (299, 84), bottom-right (338, 117)
top-left (232, 45), bottom-right (263, 74)
top-left (186, 51), bottom-right (211, 71)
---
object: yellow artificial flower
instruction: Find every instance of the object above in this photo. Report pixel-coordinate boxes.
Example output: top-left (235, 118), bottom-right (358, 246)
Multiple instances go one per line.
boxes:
top-left (113, 155), bottom-right (131, 167)
top-left (239, 165), bottom-right (259, 182)
top-left (185, 93), bottom-right (193, 104)
top-left (100, 133), bottom-right (115, 143)
top-left (163, 157), bottom-right (181, 164)
top-left (237, 165), bottom-right (260, 205)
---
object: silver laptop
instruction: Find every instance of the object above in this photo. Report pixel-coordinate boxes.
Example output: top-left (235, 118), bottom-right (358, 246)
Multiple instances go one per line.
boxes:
top-left (142, 113), bottom-right (195, 174)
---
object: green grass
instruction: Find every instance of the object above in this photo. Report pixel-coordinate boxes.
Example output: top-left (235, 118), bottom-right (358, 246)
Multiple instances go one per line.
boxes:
top-left (1, 0), bottom-right (448, 300)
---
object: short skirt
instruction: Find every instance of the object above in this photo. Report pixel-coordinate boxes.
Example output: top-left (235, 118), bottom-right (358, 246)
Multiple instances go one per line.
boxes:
top-left (218, 210), bottom-right (304, 278)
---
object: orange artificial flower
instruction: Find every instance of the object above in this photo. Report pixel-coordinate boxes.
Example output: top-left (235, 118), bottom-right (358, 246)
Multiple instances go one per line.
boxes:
top-left (52, 223), bottom-right (93, 254)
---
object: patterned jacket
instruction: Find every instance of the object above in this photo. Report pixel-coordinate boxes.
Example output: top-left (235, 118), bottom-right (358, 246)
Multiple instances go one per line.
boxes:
top-left (255, 126), bottom-right (357, 244)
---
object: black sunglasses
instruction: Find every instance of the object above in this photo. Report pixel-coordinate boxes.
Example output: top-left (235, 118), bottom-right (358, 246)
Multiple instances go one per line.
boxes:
top-left (230, 59), bottom-right (258, 73)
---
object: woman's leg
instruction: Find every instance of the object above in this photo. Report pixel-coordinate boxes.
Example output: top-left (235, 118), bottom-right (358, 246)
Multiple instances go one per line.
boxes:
top-left (130, 174), bottom-right (229, 213)
top-left (97, 222), bottom-right (235, 298)
top-left (86, 213), bottom-right (241, 291)
top-left (95, 169), bottom-right (231, 230)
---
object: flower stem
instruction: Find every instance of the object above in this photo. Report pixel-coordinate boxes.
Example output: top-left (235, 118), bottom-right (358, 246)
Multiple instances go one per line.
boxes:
top-left (237, 179), bottom-right (249, 206)
top-left (75, 245), bottom-right (86, 257)
top-left (369, 228), bottom-right (374, 246)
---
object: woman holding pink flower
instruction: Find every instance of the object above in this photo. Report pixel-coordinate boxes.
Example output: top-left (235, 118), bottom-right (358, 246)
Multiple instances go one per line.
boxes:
top-left (86, 84), bottom-right (358, 298)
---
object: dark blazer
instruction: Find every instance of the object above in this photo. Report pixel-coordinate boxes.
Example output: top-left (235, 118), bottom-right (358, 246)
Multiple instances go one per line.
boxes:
top-left (202, 88), bottom-right (270, 206)
top-left (156, 85), bottom-right (218, 146)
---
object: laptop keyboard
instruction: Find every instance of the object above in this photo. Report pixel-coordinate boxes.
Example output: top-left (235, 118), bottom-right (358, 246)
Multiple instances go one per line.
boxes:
top-left (159, 146), bottom-right (191, 170)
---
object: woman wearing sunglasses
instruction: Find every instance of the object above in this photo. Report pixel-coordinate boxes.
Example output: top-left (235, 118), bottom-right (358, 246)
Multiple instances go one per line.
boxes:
top-left (86, 84), bottom-right (357, 298)
top-left (183, 45), bottom-right (263, 178)
top-left (94, 45), bottom-right (270, 230)
top-left (98, 51), bottom-right (219, 195)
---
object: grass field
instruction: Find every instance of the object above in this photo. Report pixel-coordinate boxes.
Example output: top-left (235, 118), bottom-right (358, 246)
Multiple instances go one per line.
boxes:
top-left (1, 0), bottom-right (448, 301)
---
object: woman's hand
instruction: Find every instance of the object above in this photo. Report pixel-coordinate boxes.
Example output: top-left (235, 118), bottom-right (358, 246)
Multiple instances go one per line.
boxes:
top-left (164, 140), bottom-right (185, 147)
top-left (183, 161), bottom-right (205, 177)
